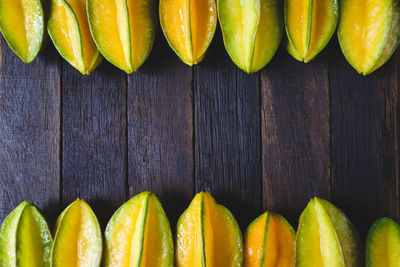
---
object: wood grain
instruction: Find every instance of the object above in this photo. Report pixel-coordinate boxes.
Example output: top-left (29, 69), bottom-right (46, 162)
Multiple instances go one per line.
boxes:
top-left (330, 40), bottom-right (399, 237)
top-left (194, 33), bottom-right (262, 229)
top-left (0, 40), bottom-right (60, 224)
top-left (261, 48), bottom-right (331, 224)
top-left (127, 32), bottom-right (194, 228)
top-left (61, 61), bottom-right (127, 228)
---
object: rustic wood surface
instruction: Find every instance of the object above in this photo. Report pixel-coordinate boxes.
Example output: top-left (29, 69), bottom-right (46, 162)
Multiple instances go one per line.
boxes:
top-left (0, 26), bottom-right (399, 239)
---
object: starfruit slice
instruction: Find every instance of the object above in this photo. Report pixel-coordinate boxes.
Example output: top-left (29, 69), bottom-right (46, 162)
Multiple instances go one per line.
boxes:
top-left (285, 0), bottom-right (339, 62)
top-left (87, 0), bottom-right (156, 73)
top-left (48, 0), bottom-right (102, 75)
top-left (338, 0), bottom-right (400, 74)
top-left (176, 192), bottom-right (243, 267)
top-left (0, 201), bottom-right (52, 267)
top-left (244, 212), bottom-right (295, 267)
top-left (51, 199), bottom-right (102, 267)
top-left (295, 197), bottom-right (363, 267)
top-left (0, 0), bottom-right (44, 63)
top-left (218, 0), bottom-right (283, 73)
top-left (366, 217), bottom-right (400, 267)
top-left (103, 191), bottom-right (174, 267)
top-left (160, 0), bottom-right (217, 65)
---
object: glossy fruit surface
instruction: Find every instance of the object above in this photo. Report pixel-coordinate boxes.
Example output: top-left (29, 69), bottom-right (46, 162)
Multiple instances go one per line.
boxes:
top-left (0, 201), bottom-right (52, 267)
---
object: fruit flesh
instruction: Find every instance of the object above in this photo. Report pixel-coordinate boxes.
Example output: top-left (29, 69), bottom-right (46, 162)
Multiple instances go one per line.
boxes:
top-left (176, 192), bottom-right (243, 267)
top-left (51, 199), bottom-right (102, 267)
top-left (366, 218), bottom-right (400, 267)
top-left (103, 192), bottom-right (173, 267)
top-left (244, 212), bottom-right (295, 267)
top-left (0, 0), bottom-right (43, 63)
top-left (48, 0), bottom-right (101, 74)
top-left (87, 0), bottom-right (155, 72)
top-left (160, 0), bottom-right (217, 65)
top-left (338, 0), bottom-right (393, 74)
top-left (0, 202), bottom-right (52, 267)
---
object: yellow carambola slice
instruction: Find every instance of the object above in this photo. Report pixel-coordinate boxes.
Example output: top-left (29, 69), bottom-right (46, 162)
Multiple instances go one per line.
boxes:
top-left (366, 218), bottom-right (400, 267)
top-left (103, 192), bottom-right (173, 267)
top-left (87, 0), bottom-right (156, 73)
top-left (244, 212), bottom-right (295, 267)
top-left (0, 202), bottom-right (52, 267)
top-left (295, 197), bottom-right (363, 267)
top-left (48, 0), bottom-right (102, 75)
top-left (160, 0), bottom-right (217, 66)
top-left (285, 0), bottom-right (338, 62)
top-left (218, 0), bottom-right (283, 73)
top-left (51, 199), bottom-right (102, 267)
top-left (338, 0), bottom-right (400, 75)
top-left (0, 0), bottom-right (44, 63)
top-left (176, 192), bottom-right (243, 267)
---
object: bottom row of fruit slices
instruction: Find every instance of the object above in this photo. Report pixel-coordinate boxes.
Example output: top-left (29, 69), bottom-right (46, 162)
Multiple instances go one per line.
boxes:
top-left (0, 191), bottom-right (399, 267)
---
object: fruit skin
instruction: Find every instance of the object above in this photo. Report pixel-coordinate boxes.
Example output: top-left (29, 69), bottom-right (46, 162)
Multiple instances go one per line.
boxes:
top-left (0, 201), bottom-right (53, 267)
top-left (87, 0), bottom-right (157, 73)
top-left (176, 191), bottom-right (243, 267)
top-left (218, 0), bottom-right (283, 73)
top-left (285, 0), bottom-right (338, 62)
top-left (103, 191), bottom-right (174, 267)
top-left (338, 0), bottom-right (400, 75)
top-left (295, 197), bottom-right (363, 267)
top-left (0, 0), bottom-right (44, 63)
top-left (51, 199), bottom-right (102, 267)
top-left (366, 217), bottom-right (400, 267)
top-left (48, 0), bottom-right (102, 75)
top-left (159, 0), bottom-right (217, 66)
top-left (244, 211), bottom-right (295, 267)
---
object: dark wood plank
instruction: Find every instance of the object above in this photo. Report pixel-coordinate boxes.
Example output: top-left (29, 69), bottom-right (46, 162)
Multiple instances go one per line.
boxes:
top-left (127, 32), bottom-right (194, 228)
top-left (61, 62), bottom-right (127, 228)
top-left (194, 32), bottom-right (262, 229)
top-left (330, 40), bottom-right (399, 237)
top-left (261, 48), bottom-right (331, 224)
top-left (0, 40), bottom-right (61, 224)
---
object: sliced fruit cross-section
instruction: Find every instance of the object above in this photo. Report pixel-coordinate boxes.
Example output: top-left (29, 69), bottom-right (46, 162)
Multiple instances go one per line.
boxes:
top-left (87, 0), bottom-right (156, 73)
top-left (0, 0), bottom-right (44, 63)
top-left (285, 0), bottom-right (338, 62)
top-left (366, 217), bottom-right (400, 267)
top-left (160, 0), bottom-right (217, 66)
top-left (51, 199), bottom-right (102, 267)
top-left (103, 191), bottom-right (174, 267)
top-left (176, 192), bottom-right (243, 267)
top-left (48, 0), bottom-right (102, 75)
top-left (0, 201), bottom-right (53, 267)
top-left (218, 0), bottom-right (283, 73)
top-left (338, 0), bottom-right (400, 74)
top-left (295, 197), bottom-right (363, 267)
top-left (244, 212), bottom-right (295, 267)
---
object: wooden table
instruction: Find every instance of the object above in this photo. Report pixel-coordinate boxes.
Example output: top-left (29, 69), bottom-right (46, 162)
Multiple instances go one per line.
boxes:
top-left (0, 28), bottom-right (398, 240)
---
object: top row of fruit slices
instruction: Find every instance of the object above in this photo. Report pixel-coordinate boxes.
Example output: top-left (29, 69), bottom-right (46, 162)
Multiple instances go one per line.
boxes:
top-left (0, 0), bottom-right (399, 76)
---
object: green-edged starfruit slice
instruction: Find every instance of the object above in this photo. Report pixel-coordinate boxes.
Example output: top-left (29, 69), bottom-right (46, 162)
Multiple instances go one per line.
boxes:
top-left (160, 0), bottom-right (217, 66)
top-left (338, 0), bottom-right (400, 75)
top-left (0, 0), bottom-right (44, 63)
top-left (87, 0), bottom-right (156, 73)
top-left (48, 0), bottom-right (102, 75)
top-left (176, 192), bottom-right (243, 267)
top-left (285, 0), bottom-right (338, 62)
top-left (366, 217), bottom-right (400, 267)
top-left (295, 197), bottom-right (363, 267)
top-left (0, 201), bottom-right (52, 267)
top-left (103, 191), bottom-right (174, 267)
top-left (244, 212), bottom-right (295, 267)
top-left (51, 199), bottom-right (102, 267)
top-left (218, 0), bottom-right (283, 73)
